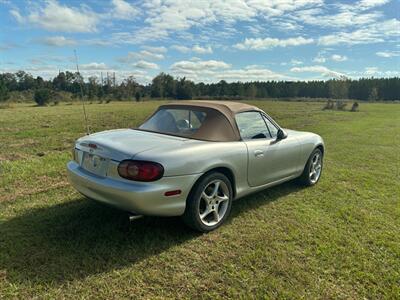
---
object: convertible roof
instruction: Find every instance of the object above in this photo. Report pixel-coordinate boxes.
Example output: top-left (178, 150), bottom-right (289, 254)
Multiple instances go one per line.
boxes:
top-left (165, 100), bottom-right (260, 114)
top-left (152, 100), bottom-right (263, 142)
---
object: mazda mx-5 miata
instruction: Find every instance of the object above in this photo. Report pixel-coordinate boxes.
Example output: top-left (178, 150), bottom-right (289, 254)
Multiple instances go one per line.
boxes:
top-left (67, 101), bottom-right (324, 232)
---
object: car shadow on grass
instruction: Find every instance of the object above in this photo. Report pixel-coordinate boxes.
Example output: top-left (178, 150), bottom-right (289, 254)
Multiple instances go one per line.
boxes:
top-left (0, 180), bottom-right (302, 285)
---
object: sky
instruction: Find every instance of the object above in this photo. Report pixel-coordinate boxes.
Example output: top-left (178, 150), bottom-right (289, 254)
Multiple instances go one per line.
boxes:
top-left (0, 0), bottom-right (399, 84)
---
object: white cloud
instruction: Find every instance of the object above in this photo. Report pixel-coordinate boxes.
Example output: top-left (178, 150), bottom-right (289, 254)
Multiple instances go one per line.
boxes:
top-left (215, 67), bottom-right (290, 82)
top-left (290, 59), bottom-right (303, 65)
top-left (358, 0), bottom-right (391, 10)
top-left (171, 45), bottom-right (212, 54)
top-left (11, 0), bottom-right (99, 33)
top-left (111, 0), bottom-right (139, 20)
top-left (138, 50), bottom-right (164, 60)
top-left (331, 54), bottom-right (348, 62)
top-left (295, 8), bottom-right (382, 28)
top-left (376, 51), bottom-right (400, 58)
top-left (135, 0), bottom-right (322, 42)
top-left (235, 36), bottom-right (314, 50)
top-left (10, 9), bottom-right (24, 23)
top-left (273, 20), bottom-right (303, 32)
top-left (364, 66), bottom-right (379, 75)
top-left (313, 56), bottom-right (326, 63)
top-left (117, 50), bottom-right (165, 63)
top-left (291, 65), bottom-right (346, 79)
top-left (318, 19), bottom-right (400, 46)
top-left (133, 60), bottom-right (159, 69)
top-left (170, 60), bottom-right (290, 82)
top-left (80, 62), bottom-right (109, 70)
top-left (141, 46), bottom-right (168, 53)
top-left (313, 53), bottom-right (348, 63)
top-left (171, 45), bottom-right (190, 53)
top-left (344, 67), bottom-right (400, 78)
top-left (192, 45), bottom-right (213, 54)
top-left (41, 36), bottom-right (76, 47)
top-left (171, 59), bottom-right (231, 71)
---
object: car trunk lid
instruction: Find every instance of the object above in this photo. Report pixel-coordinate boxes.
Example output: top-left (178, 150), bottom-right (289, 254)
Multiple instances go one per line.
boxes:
top-left (75, 129), bottom-right (187, 162)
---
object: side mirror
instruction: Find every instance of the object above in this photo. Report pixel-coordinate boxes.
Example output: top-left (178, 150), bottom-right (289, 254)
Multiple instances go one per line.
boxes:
top-left (276, 129), bottom-right (287, 140)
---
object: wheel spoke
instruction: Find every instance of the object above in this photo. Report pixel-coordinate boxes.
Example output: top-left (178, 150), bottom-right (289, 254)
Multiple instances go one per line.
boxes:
top-left (212, 210), bottom-right (219, 222)
top-left (211, 181), bottom-right (220, 198)
top-left (201, 191), bottom-right (212, 201)
top-left (200, 206), bottom-right (211, 220)
top-left (216, 194), bottom-right (229, 203)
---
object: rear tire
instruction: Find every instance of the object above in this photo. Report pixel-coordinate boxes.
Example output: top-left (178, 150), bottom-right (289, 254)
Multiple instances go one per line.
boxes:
top-left (299, 148), bottom-right (323, 186)
top-left (182, 172), bottom-right (233, 232)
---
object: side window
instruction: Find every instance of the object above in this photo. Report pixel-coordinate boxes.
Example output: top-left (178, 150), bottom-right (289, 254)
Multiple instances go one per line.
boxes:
top-left (235, 112), bottom-right (270, 140)
top-left (263, 115), bottom-right (279, 139)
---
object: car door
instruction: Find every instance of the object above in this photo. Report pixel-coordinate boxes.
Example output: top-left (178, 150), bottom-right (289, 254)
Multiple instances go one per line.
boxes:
top-left (235, 111), bottom-right (300, 187)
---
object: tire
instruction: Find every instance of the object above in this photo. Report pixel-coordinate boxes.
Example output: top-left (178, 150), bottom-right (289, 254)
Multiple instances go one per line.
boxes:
top-left (182, 172), bottom-right (233, 232)
top-left (299, 148), bottom-right (323, 186)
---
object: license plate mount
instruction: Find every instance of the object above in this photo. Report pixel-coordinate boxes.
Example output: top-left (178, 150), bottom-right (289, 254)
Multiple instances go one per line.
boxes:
top-left (81, 152), bottom-right (109, 177)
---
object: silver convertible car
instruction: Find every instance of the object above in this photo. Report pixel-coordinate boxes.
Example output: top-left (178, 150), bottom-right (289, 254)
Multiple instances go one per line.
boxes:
top-left (67, 101), bottom-right (324, 232)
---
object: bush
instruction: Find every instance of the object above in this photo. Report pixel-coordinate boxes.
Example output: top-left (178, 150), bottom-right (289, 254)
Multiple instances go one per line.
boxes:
top-left (351, 102), bottom-right (359, 112)
top-left (0, 81), bottom-right (10, 102)
top-left (323, 100), bottom-right (334, 110)
top-left (336, 101), bottom-right (347, 111)
top-left (135, 91), bottom-right (141, 102)
top-left (34, 89), bottom-right (51, 106)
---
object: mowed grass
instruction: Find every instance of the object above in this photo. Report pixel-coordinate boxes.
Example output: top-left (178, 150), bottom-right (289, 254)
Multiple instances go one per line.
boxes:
top-left (0, 100), bottom-right (399, 299)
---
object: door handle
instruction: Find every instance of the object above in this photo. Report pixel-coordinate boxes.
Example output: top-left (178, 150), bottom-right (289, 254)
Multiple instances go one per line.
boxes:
top-left (254, 150), bottom-right (264, 157)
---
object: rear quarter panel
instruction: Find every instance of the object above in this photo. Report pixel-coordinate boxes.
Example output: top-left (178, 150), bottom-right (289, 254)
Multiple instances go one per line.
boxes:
top-left (133, 140), bottom-right (249, 197)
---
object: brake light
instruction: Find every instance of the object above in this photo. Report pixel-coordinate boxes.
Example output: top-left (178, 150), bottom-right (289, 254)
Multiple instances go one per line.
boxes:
top-left (117, 160), bottom-right (164, 182)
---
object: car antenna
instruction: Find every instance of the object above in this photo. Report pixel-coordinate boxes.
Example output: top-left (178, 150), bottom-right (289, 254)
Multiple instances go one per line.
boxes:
top-left (74, 49), bottom-right (90, 135)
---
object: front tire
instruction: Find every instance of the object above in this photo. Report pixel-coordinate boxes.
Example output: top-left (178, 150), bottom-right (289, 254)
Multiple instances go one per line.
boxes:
top-left (182, 172), bottom-right (233, 232)
top-left (299, 148), bottom-right (323, 186)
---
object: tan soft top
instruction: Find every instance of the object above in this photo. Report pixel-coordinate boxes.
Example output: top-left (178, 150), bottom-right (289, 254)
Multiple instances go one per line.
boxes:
top-left (147, 100), bottom-right (262, 142)
top-left (164, 100), bottom-right (260, 114)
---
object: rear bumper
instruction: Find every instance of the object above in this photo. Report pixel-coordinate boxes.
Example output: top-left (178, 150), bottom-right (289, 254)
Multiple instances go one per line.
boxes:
top-left (67, 161), bottom-right (202, 216)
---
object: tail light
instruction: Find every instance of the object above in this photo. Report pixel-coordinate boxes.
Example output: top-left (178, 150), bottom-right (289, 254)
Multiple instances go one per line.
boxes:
top-left (117, 160), bottom-right (164, 182)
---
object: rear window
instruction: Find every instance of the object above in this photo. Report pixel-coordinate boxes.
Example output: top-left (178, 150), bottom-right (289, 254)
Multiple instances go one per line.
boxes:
top-left (139, 108), bottom-right (207, 137)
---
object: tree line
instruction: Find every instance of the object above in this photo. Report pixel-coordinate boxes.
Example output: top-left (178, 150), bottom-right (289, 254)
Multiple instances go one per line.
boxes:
top-left (0, 71), bottom-right (399, 104)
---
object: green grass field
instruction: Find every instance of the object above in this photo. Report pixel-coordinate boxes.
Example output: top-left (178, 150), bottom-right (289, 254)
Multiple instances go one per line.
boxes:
top-left (0, 101), bottom-right (399, 299)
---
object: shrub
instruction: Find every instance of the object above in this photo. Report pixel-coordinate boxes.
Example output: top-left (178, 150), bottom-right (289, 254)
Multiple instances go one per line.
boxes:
top-left (323, 100), bottom-right (334, 110)
top-left (135, 91), bottom-right (141, 102)
top-left (0, 81), bottom-right (10, 102)
top-left (34, 89), bottom-right (51, 106)
top-left (351, 102), bottom-right (359, 112)
top-left (336, 101), bottom-right (347, 111)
